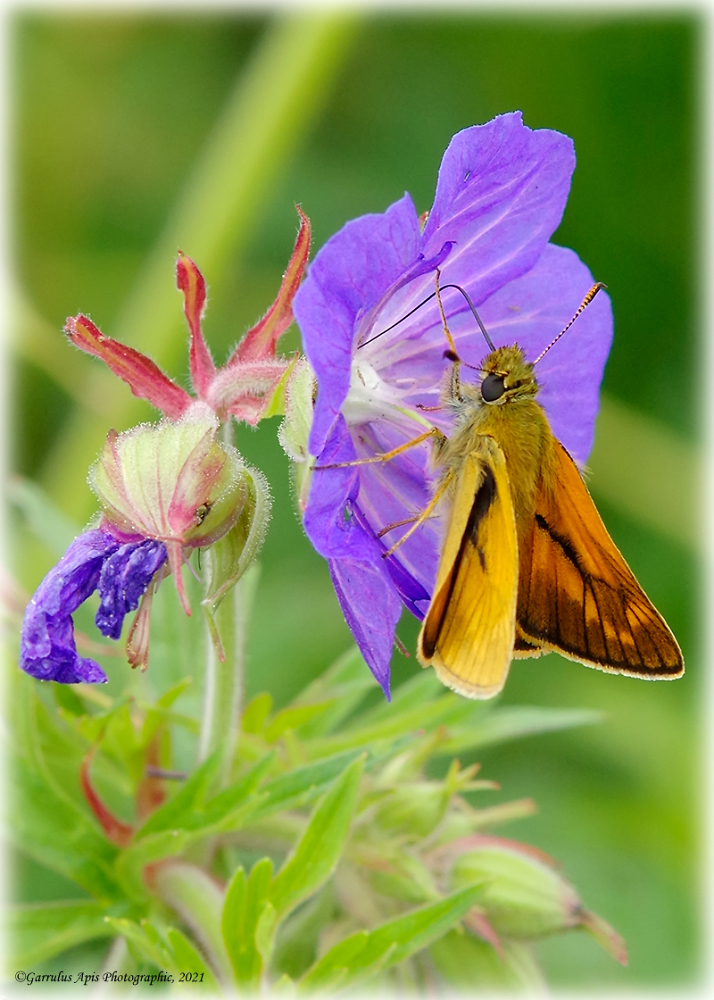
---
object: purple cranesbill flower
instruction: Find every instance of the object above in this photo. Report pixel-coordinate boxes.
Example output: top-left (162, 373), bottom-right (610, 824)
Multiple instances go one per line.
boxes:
top-left (294, 112), bottom-right (613, 698)
top-left (20, 530), bottom-right (167, 684)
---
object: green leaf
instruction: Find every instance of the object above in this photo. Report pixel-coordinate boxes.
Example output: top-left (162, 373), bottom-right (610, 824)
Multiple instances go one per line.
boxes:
top-left (299, 885), bottom-right (483, 993)
top-left (436, 706), bottom-right (603, 757)
top-left (10, 900), bottom-right (118, 968)
top-left (250, 749), bottom-right (364, 822)
top-left (135, 750), bottom-right (222, 838)
top-left (361, 670), bottom-right (446, 724)
top-left (114, 831), bottom-right (193, 903)
top-left (264, 703), bottom-right (335, 743)
top-left (196, 753), bottom-right (275, 828)
top-left (288, 648), bottom-right (374, 738)
top-left (303, 693), bottom-right (472, 759)
top-left (222, 858), bottom-right (274, 987)
top-left (11, 754), bottom-right (120, 899)
top-left (104, 916), bottom-right (176, 972)
top-left (116, 756), bottom-right (275, 901)
top-left (166, 928), bottom-right (220, 991)
top-left (242, 692), bottom-right (274, 734)
top-left (270, 755), bottom-right (364, 922)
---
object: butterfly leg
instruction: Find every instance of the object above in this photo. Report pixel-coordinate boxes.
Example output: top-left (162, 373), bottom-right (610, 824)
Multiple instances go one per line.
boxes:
top-left (382, 470), bottom-right (454, 558)
top-left (314, 425), bottom-right (446, 470)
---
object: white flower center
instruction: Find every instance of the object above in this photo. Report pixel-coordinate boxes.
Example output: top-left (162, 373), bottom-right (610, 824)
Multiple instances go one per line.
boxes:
top-left (342, 359), bottom-right (405, 426)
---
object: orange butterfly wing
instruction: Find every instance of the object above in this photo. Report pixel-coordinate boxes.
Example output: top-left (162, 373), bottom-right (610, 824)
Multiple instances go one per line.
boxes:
top-left (517, 439), bottom-right (684, 678)
top-left (417, 437), bottom-right (518, 698)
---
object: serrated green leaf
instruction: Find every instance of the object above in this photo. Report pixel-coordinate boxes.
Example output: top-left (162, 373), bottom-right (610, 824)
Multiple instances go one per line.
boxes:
top-left (10, 900), bottom-right (119, 968)
top-left (436, 706), bottom-right (603, 757)
top-left (299, 885), bottom-right (483, 993)
top-left (270, 755), bottom-right (364, 922)
top-left (166, 928), bottom-right (220, 991)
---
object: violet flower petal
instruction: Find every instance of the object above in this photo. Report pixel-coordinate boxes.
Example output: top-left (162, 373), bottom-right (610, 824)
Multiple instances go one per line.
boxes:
top-left (20, 530), bottom-right (120, 684)
top-left (421, 112), bottom-right (576, 301)
top-left (95, 539), bottom-right (168, 640)
top-left (328, 556), bottom-right (403, 699)
top-left (296, 194), bottom-right (421, 456)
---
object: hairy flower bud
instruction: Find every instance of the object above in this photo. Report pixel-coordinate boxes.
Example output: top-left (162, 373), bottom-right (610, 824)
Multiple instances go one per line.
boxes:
top-left (449, 836), bottom-right (627, 963)
top-left (89, 416), bottom-right (247, 614)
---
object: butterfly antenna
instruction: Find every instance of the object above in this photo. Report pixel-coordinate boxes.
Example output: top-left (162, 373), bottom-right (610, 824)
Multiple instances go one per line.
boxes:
top-left (358, 277), bottom-right (495, 351)
top-left (445, 281), bottom-right (495, 352)
top-left (533, 282), bottom-right (607, 366)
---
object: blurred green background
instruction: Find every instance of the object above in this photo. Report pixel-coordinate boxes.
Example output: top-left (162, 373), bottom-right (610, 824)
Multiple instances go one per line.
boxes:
top-left (9, 9), bottom-right (701, 991)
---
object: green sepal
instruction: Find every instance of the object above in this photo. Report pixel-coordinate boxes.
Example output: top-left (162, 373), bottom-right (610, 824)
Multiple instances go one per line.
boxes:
top-left (202, 464), bottom-right (271, 654)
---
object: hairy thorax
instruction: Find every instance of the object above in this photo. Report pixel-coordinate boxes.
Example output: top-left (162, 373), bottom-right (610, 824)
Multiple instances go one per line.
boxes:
top-left (438, 348), bottom-right (558, 536)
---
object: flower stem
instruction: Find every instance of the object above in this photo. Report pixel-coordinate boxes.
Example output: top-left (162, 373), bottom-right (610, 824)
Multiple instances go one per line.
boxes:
top-left (198, 563), bottom-right (246, 785)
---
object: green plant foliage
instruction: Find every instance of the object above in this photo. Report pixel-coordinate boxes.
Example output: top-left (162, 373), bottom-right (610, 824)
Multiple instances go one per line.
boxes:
top-left (8, 626), bottom-right (624, 990)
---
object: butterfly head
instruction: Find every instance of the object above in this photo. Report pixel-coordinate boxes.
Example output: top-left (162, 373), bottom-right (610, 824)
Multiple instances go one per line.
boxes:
top-left (477, 345), bottom-right (538, 406)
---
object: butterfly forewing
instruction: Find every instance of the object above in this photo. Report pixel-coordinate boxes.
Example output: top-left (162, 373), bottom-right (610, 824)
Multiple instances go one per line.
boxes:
top-left (517, 439), bottom-right (683, 677)
top-left (417, 437), bottom-right (518, 697)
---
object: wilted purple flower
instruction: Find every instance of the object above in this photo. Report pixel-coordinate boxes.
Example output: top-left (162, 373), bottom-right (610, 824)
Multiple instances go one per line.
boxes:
top-left (20, 415), bottom-right (250, 683)
top-left (294, 112), bottom-right (613, 698)
top-left (20, 530), bottom-right (167, 684)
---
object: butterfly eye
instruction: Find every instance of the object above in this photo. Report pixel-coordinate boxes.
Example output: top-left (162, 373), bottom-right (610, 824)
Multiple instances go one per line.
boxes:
top-left (481, 373), bottom-right (506, 402)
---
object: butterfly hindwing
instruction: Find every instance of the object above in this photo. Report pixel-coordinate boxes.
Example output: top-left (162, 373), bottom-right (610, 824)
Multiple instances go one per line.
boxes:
top-left (517, 439), bottom-right (683, 677)
top-left (417, 436), bottom-right (518, 697)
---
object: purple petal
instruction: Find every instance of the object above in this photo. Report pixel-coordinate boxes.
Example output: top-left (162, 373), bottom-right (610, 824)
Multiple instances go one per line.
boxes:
top-left (303, 415), bottom-right (375, 562)
top-left (295, 194), bottom-right (421, 456)
top-left (422, 112), bottom-right (576, 303)
top-left (328, 557), bottom-right (403, 698)
top-left (95, 539), bottom-right (168, 640)
top-left (20, 530), bottom-right (120, 684)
